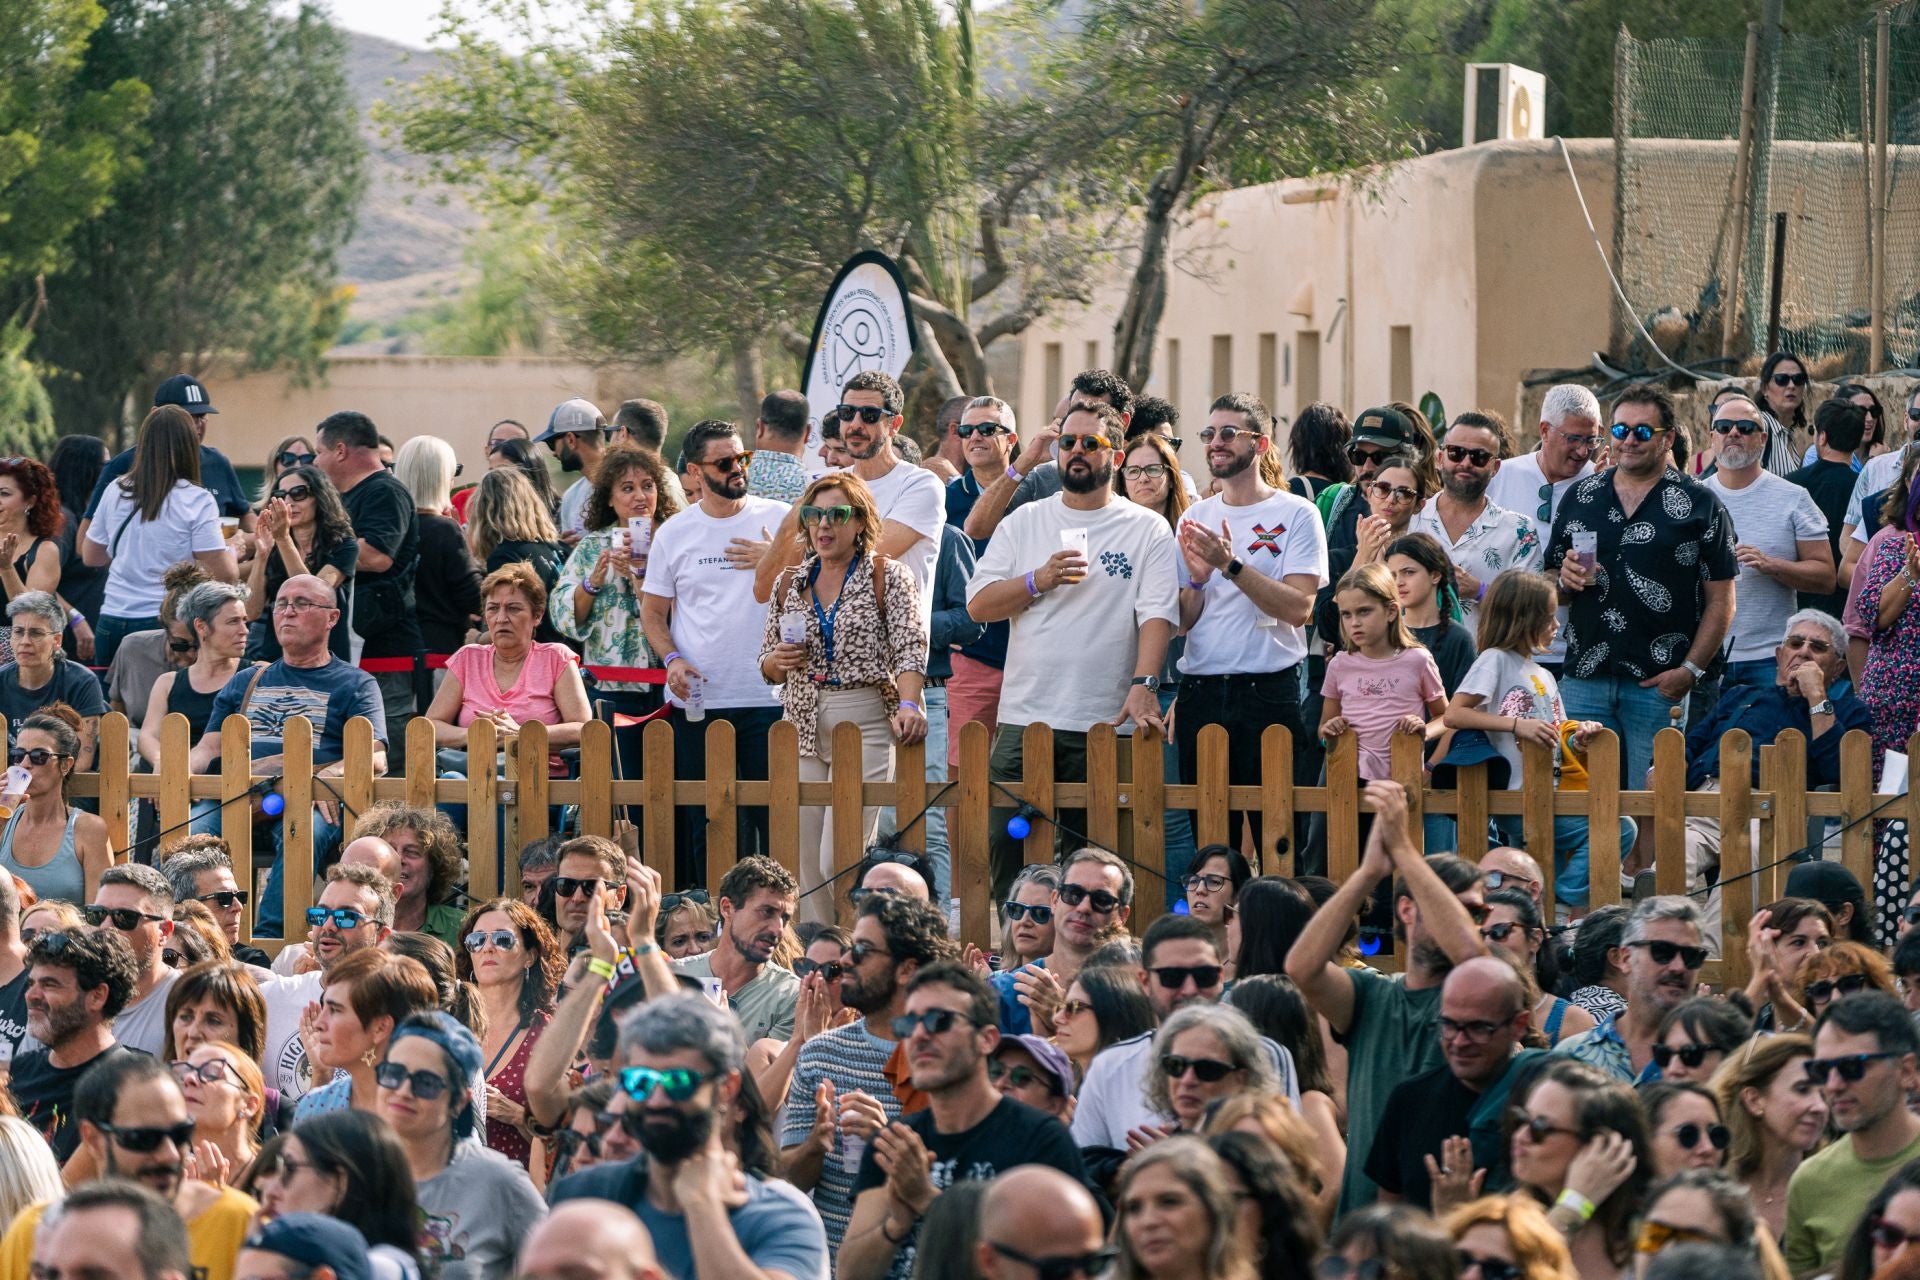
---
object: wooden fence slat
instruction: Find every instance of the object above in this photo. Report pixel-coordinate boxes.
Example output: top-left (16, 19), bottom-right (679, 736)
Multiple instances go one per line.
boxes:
top-left (466, 717), bottom-right (499, 904)
top-left (1520, 739), bottom-right (1555, 919)
top-left (955, 722), bottom-right (992, 951)
top-left (830, 720), bottom-right (866, 923)
top-left (221, 714), bottom-right (256, 943)
top-left (894, 738), bottom-right (928, 853)
top-left (1588, 730), bottom-right (1622, 911)
top-left (1131, 729), bottom-right (1166, 931)
top-left (1840, 729), bottom-right (1874, 893)
top-left (1086, 725), bottom-right (1120, 855)
top-left (703, 719), bottom-right (737, 892)
top-left (1756, 745), bottom-right (1779, 906)
top-left (405, 717), bottom-right (438, 810)
top-left (577, 720), bottom-right (613, 838)
top-left (1653, 728), bottom-right (1688, 898)
top-left (1260, 726), bottom-right (1293, 877)
top-left (284, 717), bottom-right (315, 942)
top-left (1196, 725), bottom-right (1231, 851)
top-left (514, 721), bottom-right (550, 892)
top-left (1327, 733), bottom-right (1359, 886)
top-left (767, 722), bottom-right (802, 887)
top-left (1718, 730), bottom-right (1753, 989)
top-left (1021, 723), bottom-right (1055, 865)
top-left (99, 713), bottom-right (130, 862)
top-left (1773, 730), bottom-right (1808, 906)
top-left (1457, 763), bottom-right (1490, 862)
top-left (1390, 733), bottom-right (1425, 855)
top-left (642, 721), bottom-right (676, 889)
top-left (341, 716), bottom-right (376, 823)
top-left (157, 713), bottom-right (192, 848)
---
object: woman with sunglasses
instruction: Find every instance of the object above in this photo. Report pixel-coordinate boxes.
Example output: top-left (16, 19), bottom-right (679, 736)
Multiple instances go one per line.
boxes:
top-left (1508, 1058), bottom-right (1652, 1277)
top-left (657, 888), bottom-right (721, 959)
top-left (378, 1011), bottom-right (545, 1280)
top-left (1756, 353), bottom-right (1814, 478)
top-left (999, 863), bottom-right (1059, 970)
top-left (243, 463), bottom-right (356, 662)
top-left (294, 949), bottom-right (440, 1124)
top-left (1834, 1158), bottom-right (1920, 1280)
top-left (257, 435), bottom-right (317, 505)
top-left (0, 706), bottom-right (107, 905)
top-left (398, 435), bottom-right (484, 664)
top-left (761, 471), bottom-right (927, 924)
top-left (1481, 890), bottom-right (1596, 1048)
top-left (1056, 965), bottom-right (1157, 1082)
top-left (1143, 1003), bottom-right (1277, 1139)
top-left (268, 1109), bottom-right (428, 1277)
top-left (452, 897), bottom-right (561, 1171)
top-left (174, 1040), bottom-right (265, 1178)
top-left (1639, 1082), bottom-right (1731, 1180)
top-left (1652, 998), bottom-right (1751, 1084)
top-left (1445, 1194), bottom-right (1578, 1280)
top-left (1635, 1169), bottom-right (1791, 1280)
top-left (1798, 940), bottom-right (1899, 1018)
top-left (1113, 1135), bottom-right (1256, 1280)
top-left (1320, 1203), bottom-right (1458, 1280)
top-left (1712, 1033), bottom-right (1827, 1239)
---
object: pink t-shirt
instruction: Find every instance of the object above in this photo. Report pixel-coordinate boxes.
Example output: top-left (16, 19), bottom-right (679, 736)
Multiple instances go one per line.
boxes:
top-left (448, 641), bottom-right (576, 728)
top-left (1845, 526), bottom-right (1904, 640)
top-left (1321, 646), bottom-right (1445, 779)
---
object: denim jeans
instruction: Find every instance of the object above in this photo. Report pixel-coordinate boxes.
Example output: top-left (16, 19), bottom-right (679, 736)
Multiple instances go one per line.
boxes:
top-left (1561, 673), bottom-right (1689, 791)
top-left (95, 614), bottom-right (160, 668)
top-left (257, 805), bottom-right (344, 937)
top-left (1494, 813), bottom-right (1640, 908)
top-left (1723, 658), bottom-right (1776, 693)
top-left (922, 688), bottom-right (951, 902)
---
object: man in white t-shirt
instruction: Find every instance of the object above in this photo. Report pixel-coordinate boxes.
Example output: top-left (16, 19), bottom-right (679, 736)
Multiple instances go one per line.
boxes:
top-left (1411, 412), bottom-right (1543, 619)
top-left (1485, 384), bottom-right (1601, 672)
top-left (259, 864), bottom-right (395, 1100)
top-left (1174, 392), bottom-right (1327, 866)
top-left (86, 865), bottom-right (178, 1058)
top-left (1701, 393), bottom-right (1835, 692)
top-left (968, 399), bottom-right (1178, 900)
top-left (643, 420), bottom-right (790, 881)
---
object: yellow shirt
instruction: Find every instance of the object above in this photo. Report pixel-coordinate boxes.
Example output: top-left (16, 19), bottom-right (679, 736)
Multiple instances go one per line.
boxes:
top-left (1, 1184), bottom-right (259, 1280)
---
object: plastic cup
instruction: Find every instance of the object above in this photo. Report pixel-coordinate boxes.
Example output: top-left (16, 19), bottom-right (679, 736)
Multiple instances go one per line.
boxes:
top-left (1570, 530), bottom-right (1598, 571)
top-left (628, 517), bottom-right (653, 559)
top-left (780, 612), bottom-right (808, 646)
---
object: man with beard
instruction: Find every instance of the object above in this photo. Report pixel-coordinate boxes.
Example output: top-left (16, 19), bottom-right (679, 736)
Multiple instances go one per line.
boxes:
top-left (1550, 895), bottom-right (1707, 1082)
top-left (88, 864), bottom-right (179, 1057)
top-left (548, 835), bottom-right (629, 954)
top-left (781, 892), bottom-right (954, 1256)
top-left (1410, 412), bottom-right (1543, 620)
top-left (1173, 392), bottom-right (1328, 861)
top-left (258, 864), bottom-right (395, 1100)
top-left (547, 994), bottom-right (829, 1280)
top-left (10, 927), bottom-right (140, 1161)
top-left (1701, 393), bottom-right (1835, 695)
top-left (1545, 386), bottom-right (1737, 798)
top-left (839, 963), bottom-right (1097, 1280)
top-left (538, 396), bottom-right (610, 544)
top-left (1287, 779), bottom-right (1488, 1213)
top-left (158, 837), bottom-right (270, 969)
top-left (991, 850), bottom-right (1127, 1037)
top-left (1071, 912), bottom-right (1299, 1151)
top-left (967, 399), bottom-right (1178, 901)
top-left (0, 1054), bottom-right (257, 1279)
top-left (1486, 385), bottom-right (1603, 674)
top-left (643, 421), bottom-right (788, 878)
top-left (963, 368), bottom-right (1135, 543)
top-left (350, 803), bottom-right (467, 943)
top-left (670, 856), bottom-right (800, 1043)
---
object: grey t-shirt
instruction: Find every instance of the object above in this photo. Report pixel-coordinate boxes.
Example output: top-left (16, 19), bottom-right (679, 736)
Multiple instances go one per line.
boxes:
top-left (417, 1139), bottom-right (546, 1280)
top-left (112, 968), bottom-right (181, 1057)
top-left (671, 951), bottom-right (799, 1043)
top-left (1702, 471), bottom-right (1829, 663)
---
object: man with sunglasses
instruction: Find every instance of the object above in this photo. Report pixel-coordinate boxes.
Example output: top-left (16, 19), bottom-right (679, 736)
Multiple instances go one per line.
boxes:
top-left (990, 854), bottom-right (1113, 1039)
top-left (1287, 779), bottom-right (1489, 1212)
top-left (643, 421), bottom-right (790, 874)
top-left (1544, 385), bottom-right (1737, 799)
top-left (157, 837), bottom-right (269, 968)
top-left (962, 368), bottom-right (1135, 544)
top-left (1784, 992), bottom-right (1920, 1273)
top-left (537, 396), bottom-right (611, 544)
top-left (782, 892), bottom-right (953, 1255)
top-left (1485, 385), bottom-right (1602, 672)
top-left (1410, 412), bottom-right (1543, 620)
top-left (1073, 913), bottom-right (1299, 1152)
top-left (975, 1165), bottom-right (1109, 1280)
top-left (1551, 896), bottom-right (1707, 1084)
top-left (548, 993), bottom-right (830, 1280)
top-left (0, 1051), bottom-right (257, 1280)
top-left (841, 963), bottom-right (1098, 1280)
top-left (1680, 611), bottom-right (1869, 948)
top-left (10, 926), bottom-right (139, 1160)
top-left (258, 864), bottom-right (395, 1102)
top-left (969, 399), bottom-right (1179, 901)
top-left (549, 835), bottom-right (628, 954)
top-left (89, 863), bottom-right (179, 1057)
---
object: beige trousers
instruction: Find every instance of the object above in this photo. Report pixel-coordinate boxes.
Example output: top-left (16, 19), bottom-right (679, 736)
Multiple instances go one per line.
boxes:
top-left (797, 686), bottom-right (895, 926)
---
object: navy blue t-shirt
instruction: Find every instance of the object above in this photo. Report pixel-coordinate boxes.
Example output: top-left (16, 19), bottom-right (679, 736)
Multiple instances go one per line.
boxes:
top-left (84, 445), bottom-right (250, 520)
top-left (206, 657), bottom-right (387, 761)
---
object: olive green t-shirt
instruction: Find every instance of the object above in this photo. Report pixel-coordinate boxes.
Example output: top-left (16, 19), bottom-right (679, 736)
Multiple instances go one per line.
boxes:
top-left (1784, 1127), bottom-right (1920, 1274)
top-left (1336, 967), bottom-right (1445, 1215)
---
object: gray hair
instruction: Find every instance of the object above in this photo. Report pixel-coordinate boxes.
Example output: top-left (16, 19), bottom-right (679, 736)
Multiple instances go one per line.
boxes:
top-left (519, 835), bottom-right (564, 876)
top-left (101, 863), bottom-right (174, 913)
top-left (159, 847), bottom-right (231, 904)
top-left (5, 591), bottom-right (63, 634)
top-left (1540, 384), bottom-right (1603, 430)
top-left (1144, 1002), bottom-right (1278, 1121)
top-left (617, 992), bottom-right (745, 1076)
top-left (175, 581), bottom-right (247, 636)
top-left (396, 435), bottom-right (457, 513)
top-left (1004, 864), bottom-right (1061, 921)
top-left (1785, 608), bottom-right (1846, 656)
top-left (323, 861), bottom-right (397, 926)
top-left (1622, 895), bottom-right (1705, 946)
top-left (966, 396), bottom-right (1017, 437)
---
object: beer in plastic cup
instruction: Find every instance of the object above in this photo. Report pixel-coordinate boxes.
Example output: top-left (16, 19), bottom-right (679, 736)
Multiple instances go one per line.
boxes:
top-left (1570, 531), bottom-right (1598, 572)
top-left (0, 765), bottom-right (30, 822)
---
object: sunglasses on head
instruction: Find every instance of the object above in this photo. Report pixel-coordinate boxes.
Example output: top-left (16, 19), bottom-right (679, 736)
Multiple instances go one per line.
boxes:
top-left (1161, 1054), bottom-right (1239, 1082)
top-left (834, 404), bottom-right (889, 425)
top-left (463, 929), bottom-right (520, 953)
top-left (84, 905), bottom-right (166, 931)
top-left (1651, 1042), bottom-right (1718, 1069)
top-left (1443, 444), bottom-right (1496, 466)
top-left (375, 1061), bottom-right (451, 1100)
top-left (988, 1244), bottom-right (1117, 1280)
top-left (798, 504), bottom-right (856, 528)
top-left (891, 1008), bottom-right (976, 1039)
top-left (1056, 884), bottom-right (1121, 914)
top-left (1003, 901), bottom-right (1054, 925)
top-left (1771, 371), bottom-right (1810, 387)
top-left (1629, 939), bottom-right (1708, 970)
top-left (306, 905), bottom-right (368, 930)
top-left (1808, 973), bottom-right (1872, 1003)
top-left (278, 451), bottom-right (316, 468)
top-left (621, 1064), bottom-right (707, 1102)
top-left (1456, 1253), bottom-right (1522, 1280)
top-left (1611, 422), bottom-right (1674, 442)
top-left (552, 876), bottom-right (615, 899)
top-left (1868, 1219), bottom-right (1920, 1251)
top-left (1664, 1121), bottom-right (1730, 1151)
top-left (1148, 964), bottom-right (1222, 991)
top-left (955, 422), bottom-right (1006, 438)
top-left (8, 748), bottom-right (68, 767)
top-left (1804, 1050), bottom-right (1902, 1083)
top-left (792, 957), bottom-right (845, 982)
top-left (1056, 433), bottom-right (1112, 453)
top-left (660, 889), bottom-right (710, 912)
top-left (195, 890), bottom-right (248, 909)
top-left (97, 1121), bottom-right (195, 1153)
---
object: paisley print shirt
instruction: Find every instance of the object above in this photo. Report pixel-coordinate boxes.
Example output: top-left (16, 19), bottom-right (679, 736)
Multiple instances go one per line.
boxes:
top-left (1543, 466), bottom-right (1738, 681)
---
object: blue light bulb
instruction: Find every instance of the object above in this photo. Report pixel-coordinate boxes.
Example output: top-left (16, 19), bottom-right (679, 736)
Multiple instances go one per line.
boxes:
top-left (1005, 813), bottom-right (1031, 840)
top-left (260, 791), bottom-right (286, 817)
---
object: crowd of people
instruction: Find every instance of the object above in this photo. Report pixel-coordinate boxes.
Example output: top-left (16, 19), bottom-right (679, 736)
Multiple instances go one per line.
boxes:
top-left (0, 358), bottom-right (1918, 1280)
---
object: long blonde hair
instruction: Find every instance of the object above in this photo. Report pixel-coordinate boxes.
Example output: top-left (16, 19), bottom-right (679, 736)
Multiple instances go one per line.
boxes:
top-left (1444, 1195), bottom-right (1578, 1280)
top-left (467, 467), bottom-right (559, 562)
top-left (0, 1116), bottom-right (63, 1225)
top-left (1334, 562), bottom-right (1417, 654)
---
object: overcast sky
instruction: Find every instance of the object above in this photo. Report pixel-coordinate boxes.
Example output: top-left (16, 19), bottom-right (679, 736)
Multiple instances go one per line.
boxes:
top-left (315, 0), bottom-right (530, 50)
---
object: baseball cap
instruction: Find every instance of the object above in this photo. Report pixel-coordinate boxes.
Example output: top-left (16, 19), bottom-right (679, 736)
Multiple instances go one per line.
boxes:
top-left (993, 1033), bottom-right (1074, 1096)
top-left (1784, 860), bottom-right (1867, 917)
top-left (153, 373), bottom-right (217, 416)
top-left (1351, 405), bottom-right (1415, 450)
top-left (535, 397), bottom-right (607, 443)
top-left (244, 1214), bottom-right (372, 1280)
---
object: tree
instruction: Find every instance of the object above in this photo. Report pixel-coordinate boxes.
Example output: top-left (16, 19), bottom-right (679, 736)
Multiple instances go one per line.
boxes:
top-left (33, 0), bottom-right (364, 442)
top-left (1035, 0), bottom-right (1410, 392)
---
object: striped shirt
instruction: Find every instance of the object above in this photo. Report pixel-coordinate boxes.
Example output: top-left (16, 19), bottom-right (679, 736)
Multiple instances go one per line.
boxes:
top-left (780, 1021), bottom-right (903, 1257)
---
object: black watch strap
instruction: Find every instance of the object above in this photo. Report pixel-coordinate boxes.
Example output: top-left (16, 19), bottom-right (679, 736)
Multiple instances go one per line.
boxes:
top-left (1225, 557), bottom-right (1245, 579)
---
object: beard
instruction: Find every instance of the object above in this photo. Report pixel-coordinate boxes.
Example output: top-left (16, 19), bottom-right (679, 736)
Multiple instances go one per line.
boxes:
top-left (1717, 438), bottom-right (1763, 471)
top-left (709, 470), bottom-right (748, 500)
top-left (558, 443), bottom-right (584, 473)
top-left (1062, 457), bottom-right (1113, 493)
top-left (842, 966), bottom-right (896, 1016)
top-left (846, 432), bottom-right (885, 461)
top-left (30, 999), bottom-right (87, 1048)
top-left (634, 1106), bottom-right (714, 1165)
top-left (1208, 450), bottom-right (1255, 481)
top-left (1442, 470), bottom-right (1491, 503)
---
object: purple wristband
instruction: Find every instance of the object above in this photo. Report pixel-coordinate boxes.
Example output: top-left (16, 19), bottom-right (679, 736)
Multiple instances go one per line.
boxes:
top-left (1025, 570), bottom-right (1041, 598)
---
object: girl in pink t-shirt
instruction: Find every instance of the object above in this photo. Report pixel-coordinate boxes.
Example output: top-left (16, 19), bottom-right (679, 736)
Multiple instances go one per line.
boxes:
top-left (1319, 562), bottom-right (1447, 779)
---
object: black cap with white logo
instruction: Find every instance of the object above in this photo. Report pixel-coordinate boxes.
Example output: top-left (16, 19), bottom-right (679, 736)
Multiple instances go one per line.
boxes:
top-left (153, 373), bottom-right (218, 415)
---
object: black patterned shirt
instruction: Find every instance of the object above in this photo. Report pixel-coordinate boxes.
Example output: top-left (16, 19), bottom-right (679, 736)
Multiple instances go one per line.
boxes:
top-left (1543, 466), bottom-right (1739, 681)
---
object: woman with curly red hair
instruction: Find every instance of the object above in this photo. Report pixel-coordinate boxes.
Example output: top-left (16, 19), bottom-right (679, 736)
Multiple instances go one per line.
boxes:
top-left (0, 458), bottom-right (66, 667)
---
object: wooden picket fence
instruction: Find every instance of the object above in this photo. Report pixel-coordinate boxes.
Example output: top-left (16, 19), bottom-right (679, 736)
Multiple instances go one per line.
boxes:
top-left (49, 713), bottom-right (1920, 987)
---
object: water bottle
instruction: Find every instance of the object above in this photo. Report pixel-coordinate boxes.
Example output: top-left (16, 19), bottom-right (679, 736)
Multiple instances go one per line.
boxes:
top-left (685, 676), bottom-right (706, 722)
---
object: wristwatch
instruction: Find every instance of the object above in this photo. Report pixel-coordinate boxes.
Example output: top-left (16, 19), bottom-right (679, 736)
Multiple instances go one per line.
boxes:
top-left (1131, 675), bottom-right (1162, 693)
top-left (1224, 557), bottom-right (1245, 579)
top-left (1681, 659), bottom-right (1707, 681)
top-left (1811, 699), bottom-right (1835, 717)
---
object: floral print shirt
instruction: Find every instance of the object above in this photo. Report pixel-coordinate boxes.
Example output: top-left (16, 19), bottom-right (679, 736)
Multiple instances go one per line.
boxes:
top-left (554, 528), bottom-right (656, 691)
top-left (1409, 498), bottom-right (1543, 619)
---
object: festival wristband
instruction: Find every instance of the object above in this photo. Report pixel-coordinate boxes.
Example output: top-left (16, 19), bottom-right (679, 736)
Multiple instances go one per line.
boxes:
top-left (586, 957), bottom-right (617, 980)
top-left (898, 700), bottom-right (921, 714)
top-left (582, 579), bottom-right (602, 597)
top-left (1476, 579), bottom-right (1488, 602)
top-left (664, 650), bottom-right (683, 667)
top-left (1555, 1189), bottom-right (1596, 1222)
top-left (1006, 465), bottom-right (1022, 482)
top-left (1025, 571), bottom-right (1041, 598)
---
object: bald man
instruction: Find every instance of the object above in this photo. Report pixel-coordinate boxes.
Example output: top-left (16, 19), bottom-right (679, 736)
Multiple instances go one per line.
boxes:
top-left (340, 836), bottom-right (403, 885)
top-left (975, 1166), bottom-right (1108, 1280)
top-left (517, 1200), bottom-right (663, 1280)
top-left (1479, 848), bottom-right (1544, 903)
top-left (1364, 955), bottom-right (1535, 1210)
top-left (852, 856), bottom-right (932, 904)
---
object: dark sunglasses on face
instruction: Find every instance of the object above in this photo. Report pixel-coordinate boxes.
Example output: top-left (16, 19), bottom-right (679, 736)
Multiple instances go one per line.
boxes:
top-left (1771, 371), bottom-right (1810, 387)
top-left (891, 1008), bottom-right (976, 1039)
top-left (274, 485), bottom-right (314, 502)
top-left (847, 939), bottom-right (891, 965)
top-left (375, 1061), bottom-right (451, 1100)
top-left (1443, 444), bottom-right (1496, 466)
top-left (277, 451), bottom-right (316, 467)
top-left (552, 876), bottom-right (616, 900)
top-left (1652, 1042), bottom-right (1718, 1069)
top-left (1808, 973), bottom-right (1873, 1004)
top-left (1003, 901), bottom-right (1054, 925)
top-left (1868, 1219), bottom-right (1920, 1251)
top-left (1630, 939), bottom-right (1708, 970)
top-left (1456, 1252), bottom-right (1523, 1280)
top-left (955, 422), bottom-right (1007, 438)
top-left (1908, 405), bottom-right (1920, 422)
top-left (1160, 1054), bottom-right (1239, 1082)
top-left (1804, 1050), bottom-right (1902, 1083)
top-left (97, 1120), bottom-right (195, 1153)
top-left (167, 636), bottom-right (197, 654)
top-left (306, 906), bottom-right (368, 930)
top-left (834, 404), bottom-right (889, 425)
top-left (793, 957), bottom-right (846, 981)
top-left (463, 929), bottom-right (520, 952)
top-left (195, 890), bottom-right (248, 909)
top-left (703, 452), bottom-right (752, 473)
top-left (161, 947), bottom-right (187, 969)
top-left (1439, 1015), bottom-right (1512, 1043)
top-left (1056, 433), bottom-right (1112, 453)
top-left (987, 1059), bottom-right (1058, 1092)
top-left (1055, 884), bottom-right (1121, 914)
top-left (8, 748), bottom-right (68, 766)
top-left (1148, 964), bottom-right (1222, 991)
top-left (1710, 418), bottom-right (1765, 437)
top-left (621, 1065), bottom-right (706, 1101)
top-left (798, 504), bottom-right (856, 527)
top-left (1480, 921), bottom-right (1522, 944)
top-left (1783, 634), bottom-right (1834, 653)
top-left (660, 890), bottom-right (710, 912)
top-left (84, 905), bottom-right (166, 931)
top-left (1611, 422), bottom-right (1673, 442)
top-left (1665, 1121), bottom-right (1731, 1151)
top-left (1346, 445), bottom-right (1390, 467)
top-left (988, 1243), bottom-right (1117, 1280)
top-left (1510, 1108), bottom-right (1581, 1142)
top-left (1368, 482), bottom-right (1419, 503)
